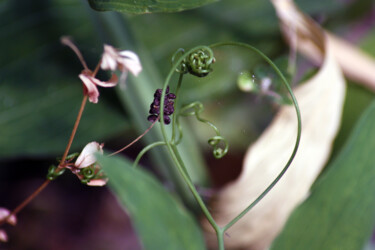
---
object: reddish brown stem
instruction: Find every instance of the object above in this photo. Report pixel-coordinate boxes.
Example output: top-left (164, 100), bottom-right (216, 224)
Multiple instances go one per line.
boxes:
top-left (109, 120), bottom-right (157, 156)
top-left (0, 180), bottom-right (50, 227)
top-left (92, 59), bottom-right (102, 77)
top-left (61, 37), bottom-right (89, 71)
top-left (59, 95), bottom-right (88, 166)
top-left (0, 95), bottom-right (88, 226)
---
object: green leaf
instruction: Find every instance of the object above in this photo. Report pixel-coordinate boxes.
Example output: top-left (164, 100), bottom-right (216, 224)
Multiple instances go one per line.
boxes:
top-left (97, 154), bottom-right (206, 250)
top-left (88, 0), bottom-right (218, 14)
top-left (0, 0), bottom-right (131, 158)
top-left (0, 81), bottom-right (130, 158)
top-left (271, 100), bottom-right (375, 250)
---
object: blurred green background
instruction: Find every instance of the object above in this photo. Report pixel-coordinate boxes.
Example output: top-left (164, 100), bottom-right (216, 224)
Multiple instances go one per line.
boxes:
top-left (0, 0), bottom-right (374, 249)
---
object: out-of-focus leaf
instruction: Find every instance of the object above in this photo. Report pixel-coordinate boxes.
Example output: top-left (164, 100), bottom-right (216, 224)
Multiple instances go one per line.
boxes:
top-left (88, 0), bottom-right (218, 14)
top-left (0, 0), bottom-right (131, 158)
top-left (202, 3), bottom-right (346, 248)
top-left (272, 0), bottom-right (375, 92)
top-left (0, 80), bottom-right (129, 158)
top-left (330, 29), bottom-right (375, 160)
top-left (129, 0), bottom-right (343, 101)
top-left (97, 154), bottom-right (206, 250)
top-left (271, 100), bottom-right (375, 250)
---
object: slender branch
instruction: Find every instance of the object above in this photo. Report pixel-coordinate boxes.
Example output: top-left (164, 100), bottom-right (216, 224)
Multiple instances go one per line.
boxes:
top-left (132, 141), bottom-right (166, 168)
top-left (61, 37), bottom-right (89, 71)
top-left (92, 59), bottom-right (102, 77)
top-left (171, 73), bottom-right (184, 142)
top-left (109, 120), bottom-right (157, 156)
top-left (0, 95), bottom-right (88, 225)
top-left (0, 180), bottom-right (50, 227)
top-left (158, 45), bottom-right (222, 234)
top-left (59, 95), bottom-right (88, 167)
top-left (209, 42), bottom-right (302, 232)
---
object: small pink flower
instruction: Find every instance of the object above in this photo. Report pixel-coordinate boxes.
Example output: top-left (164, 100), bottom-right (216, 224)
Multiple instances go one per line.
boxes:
top-left (101, 45), bottom-right (142, 86)
top-left (79, 71), bottom-right (118, 104)
top-left (0, 208), bottom-right (16, 226)
top-left (75, 142), bottom-right (104, 168)
top-left (61, 37), bottom-right (121, 104)
top-left (0, 229), bottom-right (7, 242)
top-left (72, 142), bottom-right (108, 186)
top-left (0, 208), bottom-right (17, 243)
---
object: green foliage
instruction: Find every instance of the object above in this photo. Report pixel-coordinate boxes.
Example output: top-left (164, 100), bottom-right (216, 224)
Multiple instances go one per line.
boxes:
top-left (0, 0), bottom-right (130, 158)
top-left (271, 100), bottom-right (375, 250)
top-left (0, 80), bottom-right (129, 158)
top-left (97, 154), bottom-right (206, 250)
top-left (88, 0), bottom-right (218, 14)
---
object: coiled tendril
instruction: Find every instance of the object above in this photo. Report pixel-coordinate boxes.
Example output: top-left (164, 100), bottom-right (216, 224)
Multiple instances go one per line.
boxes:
top-left (79, 166), bottom-right (102, 184)
top-left (46, 165), bottom-right (65, 180)
top-left (178, 102), bottom-right (228, 158)
top-left (46, 152), bottom-right (79, 180)
top-left (172, 47), bottom-right (215, 77)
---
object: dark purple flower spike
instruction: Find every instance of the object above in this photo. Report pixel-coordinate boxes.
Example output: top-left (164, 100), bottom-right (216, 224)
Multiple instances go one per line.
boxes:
top-left (147, 86), bottom-right (176, 125)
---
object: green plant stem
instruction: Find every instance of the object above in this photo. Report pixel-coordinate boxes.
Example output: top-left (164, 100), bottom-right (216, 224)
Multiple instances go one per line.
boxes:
top-left (217, 228), bottom-right (225, 250)
top-left (158, 46), bottom-right (222, 234)
top-left (170, 144), bottom-right (193, 182)
top-left (133, 141), bottom-right (166, 168)
top-left (171, 73), bottom-right (184, 142)
top-left (159, 42), bottom-right (301, 249)
top-left (209, 42), bottom-right (301, 231)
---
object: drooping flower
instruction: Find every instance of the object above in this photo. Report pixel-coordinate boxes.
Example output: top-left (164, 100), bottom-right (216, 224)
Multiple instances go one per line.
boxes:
top-left (72, 142), bottom-right (108, 186)
top-left (101, 45), bottom-right (142, 87)
top-left (147, 86), bottom-right (176, 125)
top-left (75, 142), bottom-right (103, 168)
top-left (78, 71), bottom-right (118, 104)
top-left (62, 37), bottom-right (138, 104)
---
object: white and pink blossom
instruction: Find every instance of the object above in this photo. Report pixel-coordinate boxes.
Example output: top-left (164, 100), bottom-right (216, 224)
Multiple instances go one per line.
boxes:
top-left (75, 142), bottom-right (104, 169)
top-left (101, 45), bottom-right (142, 87)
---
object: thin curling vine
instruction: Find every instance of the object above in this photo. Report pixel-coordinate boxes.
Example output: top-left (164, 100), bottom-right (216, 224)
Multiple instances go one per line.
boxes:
top-left (149, 43), bottom-right (302, 250)
top-left (178, 102), bottom-right (229, 158)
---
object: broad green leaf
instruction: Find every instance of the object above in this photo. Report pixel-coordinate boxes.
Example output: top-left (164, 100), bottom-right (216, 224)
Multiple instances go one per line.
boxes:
top-left (271, 100), bottom-right (375, 250)
top-left (97, 154), bottom-right (206, 250)
top-left (88, 0), bottom-right (218, 14)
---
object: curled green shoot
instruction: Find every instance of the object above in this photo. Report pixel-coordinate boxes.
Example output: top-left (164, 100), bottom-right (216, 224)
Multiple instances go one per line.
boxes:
top-left (178, 101), bottom-right (229, 158)
top-left (157, 43), bottom-right (301, 249)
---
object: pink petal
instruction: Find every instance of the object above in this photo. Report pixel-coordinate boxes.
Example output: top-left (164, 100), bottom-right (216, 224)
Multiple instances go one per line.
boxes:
top-left (75, 142), bottom-right (103, 168)
top-left (0, 230), bottom-right (7, 242)
top-left (118, 50), bottom-right (142, 76)
top-left (79, 74), bottom-right (100, 103)
top-left (87, 178), bottom-right (108, 186)
top-left (92, 74), bottom-right (118, 87)
top-left (101, 45), bottom-right (119, 71)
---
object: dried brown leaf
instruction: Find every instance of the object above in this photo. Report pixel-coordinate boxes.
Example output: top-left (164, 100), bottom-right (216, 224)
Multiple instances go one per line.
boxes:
top-left (273, 0), bottom-right (375, 91)
top-left (202, 1), bottom-right (346, 249)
